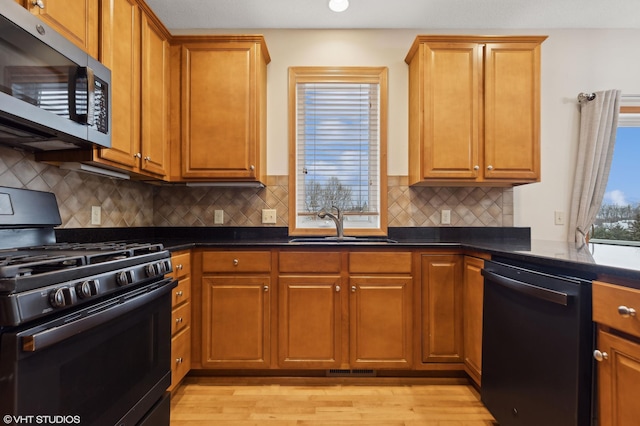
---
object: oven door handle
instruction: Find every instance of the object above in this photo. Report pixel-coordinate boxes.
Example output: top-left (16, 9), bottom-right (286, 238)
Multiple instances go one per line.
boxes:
top-left (22, 279), bottom-right (175, 352)
top-left (482, 269), bottom-right (569, 306)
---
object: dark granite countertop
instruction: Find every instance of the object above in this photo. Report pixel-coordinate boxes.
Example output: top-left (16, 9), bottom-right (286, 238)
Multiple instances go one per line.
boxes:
top-left (55, 226), bottom-right (640, 282)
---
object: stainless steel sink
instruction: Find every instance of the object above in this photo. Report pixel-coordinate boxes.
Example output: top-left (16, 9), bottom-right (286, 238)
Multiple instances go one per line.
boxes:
top-left (288, 236), bottom-right (398, 244)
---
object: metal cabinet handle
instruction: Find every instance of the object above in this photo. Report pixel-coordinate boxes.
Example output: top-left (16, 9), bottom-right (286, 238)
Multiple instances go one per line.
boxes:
top-left (618, 305), bottom-right (636, 318)
top-left (233, 259), bottom-right (239, 266)
top-left (351, 285), bottom-right (356, 292)
top-left (176, 290), bottom-right (183, 297)
top-left (263, 285), bottom-right (269, 292)
top-left (32, 0), bottom-right (45, 8)
top-left (487, 165), bottom-right (494, 170)
top-left (593, 350), bottom-right (609, 362)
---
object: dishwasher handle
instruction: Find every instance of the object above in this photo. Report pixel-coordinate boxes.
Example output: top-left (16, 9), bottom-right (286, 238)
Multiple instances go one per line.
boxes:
top-left (482, 269), bottom-right (569, 306)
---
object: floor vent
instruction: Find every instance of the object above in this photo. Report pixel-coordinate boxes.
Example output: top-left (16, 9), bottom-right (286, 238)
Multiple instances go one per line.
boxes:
top-left (326, 369), bottom-right (376, 377)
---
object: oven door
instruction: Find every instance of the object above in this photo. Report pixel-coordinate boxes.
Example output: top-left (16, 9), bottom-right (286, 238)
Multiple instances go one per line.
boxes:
top-left (0, 278), bottom-right (176, 426)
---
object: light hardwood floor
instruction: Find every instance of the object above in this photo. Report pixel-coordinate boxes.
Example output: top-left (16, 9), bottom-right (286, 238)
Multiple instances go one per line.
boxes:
top-left (170, 377), bottom-right (497, 425)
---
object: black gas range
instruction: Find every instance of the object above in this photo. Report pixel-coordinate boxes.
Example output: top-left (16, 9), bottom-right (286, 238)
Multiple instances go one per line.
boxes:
top-left (0, 186), bottom-right (174, 426)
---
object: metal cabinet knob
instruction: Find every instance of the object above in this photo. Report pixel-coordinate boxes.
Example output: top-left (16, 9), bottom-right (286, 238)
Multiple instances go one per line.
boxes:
top-left (176, 357), bottom-right (183, 364)
top-left (250, 165), bottom-right (255, 170)
top-left (233, 259), bottom-right (239, 266)
top-left (618, 305), bottom-right (636, 318)
top-left (176, 290), bottom-right (183, 297)
top-left (32, 0), bottom-right (45, 9)
top-left (134, 153), bottom-right (141, 158)
top-left (176, 317), bottom-right (183, 324)
top-left (351, 285), bottom-right (357, 292)
top-left (473, 165), bottom-right (480, 171)
top-left (487, 165), bottom-right (494, 170)
top-left (144, 156), bottom-right (151, 161)
top-left (177, 264), bottom-right (183, 270)
top-left (593, 350), bottom-right (609, 362)
top-left (263, 285), bottom-right (269, 292)
top-left (336, 285), bottom-right (341, 292)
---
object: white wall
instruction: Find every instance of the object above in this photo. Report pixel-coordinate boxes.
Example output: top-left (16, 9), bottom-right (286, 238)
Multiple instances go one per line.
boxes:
top-left (175, 28), bottom-right (640, 241)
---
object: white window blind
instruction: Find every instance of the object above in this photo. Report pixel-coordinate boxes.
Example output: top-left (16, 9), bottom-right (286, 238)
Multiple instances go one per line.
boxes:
top-left (295, 82), bottom-right (380, 228)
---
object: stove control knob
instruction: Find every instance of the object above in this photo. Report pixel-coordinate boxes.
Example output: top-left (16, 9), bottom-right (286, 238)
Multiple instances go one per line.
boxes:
top-left (116, 270), bottom-right (134, 286)
top-left (76, 279), bottom-right (100, 299)
top-left (145, 263), bottom-right (160, 278)
top-left (49, 287), bottom-right (75, 308)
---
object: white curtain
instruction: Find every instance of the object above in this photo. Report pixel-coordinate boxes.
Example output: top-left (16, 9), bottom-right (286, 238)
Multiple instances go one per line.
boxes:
top-left (568, 89), bottom-right (621, 245)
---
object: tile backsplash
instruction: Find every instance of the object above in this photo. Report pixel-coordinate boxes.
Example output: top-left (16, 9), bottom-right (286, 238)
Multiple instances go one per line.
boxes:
top-left (1, 146), bottom-right (512, 228)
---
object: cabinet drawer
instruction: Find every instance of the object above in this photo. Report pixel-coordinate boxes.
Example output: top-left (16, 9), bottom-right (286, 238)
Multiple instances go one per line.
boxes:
top-left (349, 252), bottom-right (412, 274)
top-left (202, 251), bottom-right (271, 273)
top-left (279, 251), bottom-right (341, 273)
top-left (170, 251), bottom-right (191, 280)
top-left (172, 301), bottom-right (191, 336)
top-left (172, 277), bottom-right (191, 307)
top-left (170, 327), bottom-right (191, 391)
top-left (593, 280), bottom-right (640, 338)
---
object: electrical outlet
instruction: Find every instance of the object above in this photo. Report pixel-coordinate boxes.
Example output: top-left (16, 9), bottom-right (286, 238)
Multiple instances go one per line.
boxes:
top-left (441, 209), bottom-right (451, 225)
top-left (554, 211), bottom-right (565, 225)
top-left (91, 206), bottom-right (101, 225)
top-left (214, 210), bottom-right (224, 224)
top-left (262, 209), bottom-right (277, 224)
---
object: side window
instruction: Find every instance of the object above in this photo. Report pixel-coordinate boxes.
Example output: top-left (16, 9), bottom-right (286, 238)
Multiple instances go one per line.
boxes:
top-left (592, 105), bottom-right (640, 244)
top-left (288, 67), bottom-right (388, 236)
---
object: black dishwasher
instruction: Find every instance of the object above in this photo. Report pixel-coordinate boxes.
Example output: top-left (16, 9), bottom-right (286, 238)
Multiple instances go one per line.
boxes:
top-left (481, 258), bottom-right (595, 426)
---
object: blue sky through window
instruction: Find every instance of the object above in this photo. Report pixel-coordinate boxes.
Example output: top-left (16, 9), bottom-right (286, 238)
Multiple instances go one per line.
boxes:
top-left (603, 127), bottom-right (640, 206)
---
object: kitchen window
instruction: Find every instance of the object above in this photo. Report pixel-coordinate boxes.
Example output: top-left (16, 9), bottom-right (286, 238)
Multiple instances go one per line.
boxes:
top-left (288, 67), bottom-right (388, 236)
top-left (591, 103), bottom-right (640, 245)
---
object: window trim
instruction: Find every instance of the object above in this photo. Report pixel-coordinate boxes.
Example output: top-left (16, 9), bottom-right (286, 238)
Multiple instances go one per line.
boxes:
top-left (287, 67), bottom-right (388, 237)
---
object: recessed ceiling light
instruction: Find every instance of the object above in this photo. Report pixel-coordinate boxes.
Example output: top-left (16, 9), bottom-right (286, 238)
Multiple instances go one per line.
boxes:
top-left (328, 0), bottom-right (349, 13)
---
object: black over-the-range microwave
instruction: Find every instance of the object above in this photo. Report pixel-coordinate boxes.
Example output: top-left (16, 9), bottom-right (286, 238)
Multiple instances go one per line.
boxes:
top-left (0, 0), bottom-right (111, 151)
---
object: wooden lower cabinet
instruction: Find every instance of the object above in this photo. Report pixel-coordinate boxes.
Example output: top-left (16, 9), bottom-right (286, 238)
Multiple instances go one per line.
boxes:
top-left (201, 276), bottom-right (271, 368)
top-left (595, 329), bottom-right (640, 426)
top-left (168, 249), bottom-right (191, 392)
top-left (278, 275), bottom-right (343, 368)
top-left (349, 275), bottom-right (413, 368)
top-left (462, 256), bottom-right (484, 386)
top-left (421, 254), bottom-right (464, 363)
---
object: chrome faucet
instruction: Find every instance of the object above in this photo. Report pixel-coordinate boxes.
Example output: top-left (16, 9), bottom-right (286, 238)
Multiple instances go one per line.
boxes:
top-left (318, 205), bottom-right (344, 239)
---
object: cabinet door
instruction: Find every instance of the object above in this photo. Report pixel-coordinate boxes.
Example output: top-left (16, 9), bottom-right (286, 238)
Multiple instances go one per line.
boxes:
top-left (202, 276), bottom-right (270, 368)
top-left (419, 42), bottom-right (482, 180)
top-left (140, 13), bottom-right (169, 176)
top-left (421, 255), bottom-right (463, 363)
top-left (99, 0), bottom-right (140, 169)
top-left (596, 329), bottom-right (640, 426)
top-left (483, 42), bottom-right (541, 181)
top-left (349, 276), bottom-right (413, 368)
top-left (463, 256), bottom-right (484, 385)
top-left (29, 0), bottom-right (98, 58)
top-left (278, 276), bottom-right (343, 368)
top-left (180, 42), bottom-right (260, 179)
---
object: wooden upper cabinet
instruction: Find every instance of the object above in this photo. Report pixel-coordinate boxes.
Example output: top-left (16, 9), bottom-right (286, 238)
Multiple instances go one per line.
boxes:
top-left (26, 0), bottom-right (99, 58)
top-left (98, 0), bottom-right (141, 170)
top-left (173, 36), bottom-right (270, 184)
top-left (139, 12), bottom-right (170, 176)
top-left (405, 35), bottom-right (546, 186)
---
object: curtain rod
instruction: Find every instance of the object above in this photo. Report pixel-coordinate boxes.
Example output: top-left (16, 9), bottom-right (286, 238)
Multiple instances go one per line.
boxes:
top-left (577, 93), bottom-right (638, 103)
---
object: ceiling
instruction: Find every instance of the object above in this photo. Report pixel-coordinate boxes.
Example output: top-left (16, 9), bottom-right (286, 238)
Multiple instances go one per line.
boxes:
top-left (145, 0), bottom-right (640, 31)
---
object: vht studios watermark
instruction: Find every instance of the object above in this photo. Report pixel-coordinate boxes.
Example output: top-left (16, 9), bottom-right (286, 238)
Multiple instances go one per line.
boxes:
top-left (3, 415), bottom-right (81, 425)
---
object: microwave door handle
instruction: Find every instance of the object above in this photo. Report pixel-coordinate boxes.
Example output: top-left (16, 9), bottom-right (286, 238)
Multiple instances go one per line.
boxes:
top-left (68, 67), bottom-right (94, 125)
